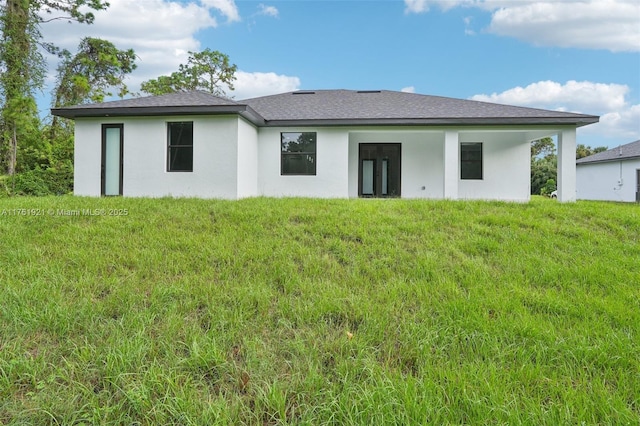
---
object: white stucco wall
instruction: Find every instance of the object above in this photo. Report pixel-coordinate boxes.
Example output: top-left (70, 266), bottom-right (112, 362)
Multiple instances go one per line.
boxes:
top-left (73, 117), bottom-right (550, 202)
top-left (257, 127), bottom-right (350, 197)
top-left (74, 115), bottom-right (242, 198)
top-left (457, 131), bottom-right (531, 202)
top-left (348, 131), bottom-right (444, 198)
top-left (577, 159), bottom-right (640, 202)
top-left (236, 117), bottom-right (259, 198)
top-left (74, 118), bottom-right (102, 196)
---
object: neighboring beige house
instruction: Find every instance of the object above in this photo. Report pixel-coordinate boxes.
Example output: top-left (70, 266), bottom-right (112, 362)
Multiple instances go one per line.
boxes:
top-left (577, 139), bottom-right (640, 202)
top-left (52, 90), bottom-right (598, 202)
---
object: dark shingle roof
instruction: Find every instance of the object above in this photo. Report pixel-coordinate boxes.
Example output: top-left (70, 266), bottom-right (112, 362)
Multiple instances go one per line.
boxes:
top-left (52, 89), bottom-right (599, 127)
top-left (242, 90), bottom-right (598, 126)
top-left (68, 90), bottom-right (240, 108)
top-left (51, 90), bottom-right (265, 124)
top-left (576, 140), bottom-right (640, 164)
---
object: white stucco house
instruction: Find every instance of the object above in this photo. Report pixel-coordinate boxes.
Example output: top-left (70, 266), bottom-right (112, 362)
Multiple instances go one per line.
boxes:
top-left (576, 139), bottom-right (640, 202)
top-left (51, 89), bottom-right (598, 202)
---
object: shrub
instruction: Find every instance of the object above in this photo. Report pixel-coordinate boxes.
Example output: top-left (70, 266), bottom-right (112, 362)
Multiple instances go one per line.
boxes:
top-left (5, 165), bottom-right (73, 196)
top-left (540, 179), bottom-right (556, 197)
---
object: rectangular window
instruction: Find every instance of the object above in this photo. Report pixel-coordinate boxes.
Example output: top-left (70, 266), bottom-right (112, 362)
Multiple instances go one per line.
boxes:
top-left (460, 142), bottom-right (482, 180)
top-left (281, 132), bottom-right (316, 175)
top-left (167, 122), bottom-right (193, 172)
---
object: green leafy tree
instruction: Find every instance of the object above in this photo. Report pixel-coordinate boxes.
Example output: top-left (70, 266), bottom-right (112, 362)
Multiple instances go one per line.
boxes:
top-left (531, 155), bottom-right (557, 195)
top-left (53, 37), bottom-right (137, 107)
top-left (531, 137), bottom-right (555, 159)
top-left (576, 144), bottom-right (607, 159)
top-left (141, 49), bottom-right (237, 97)
top-left (540, 178), bottom-right (556, 197)
top-left (530, 138), bottom-right (556, 195)
top-left (50, 37), bottom-right (136, 137)
top-left (530, 138), bottom-right (608, 195)
top-left (0, 0), bottom-right (108, 175)
top-left (0, 0), bottom-right (43, 176)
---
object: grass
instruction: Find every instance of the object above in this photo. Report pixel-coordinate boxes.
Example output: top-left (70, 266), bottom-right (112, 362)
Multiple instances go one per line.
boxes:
top-left (0, 196), bottom-right (638, 424)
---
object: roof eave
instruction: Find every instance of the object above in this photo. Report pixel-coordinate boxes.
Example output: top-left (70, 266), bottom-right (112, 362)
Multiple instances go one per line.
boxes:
top-left (52, 105), bottom-right (249, 119)
top-left (577, 155), bottom-right (640, 165)
top-left (261, 116), bottom-right (600, 127)
top-left (239, 105), bottom-right (266, 126)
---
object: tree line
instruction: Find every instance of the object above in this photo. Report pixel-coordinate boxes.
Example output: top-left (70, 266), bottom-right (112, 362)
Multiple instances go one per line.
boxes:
top-left (531, 137), bottom-right (606, 196)
top-left (0, 0), bottom-right (236, 196)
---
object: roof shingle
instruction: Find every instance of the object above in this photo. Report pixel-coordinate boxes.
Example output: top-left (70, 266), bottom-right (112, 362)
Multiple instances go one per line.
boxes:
top-left (242, 90), bottom-right (597, 123)
top-left (65, 90), bottom-right (241, 109)
top-left (51, 89), bottom-right (599, 127)
top-left (576, 140), bottom-right (640, 164)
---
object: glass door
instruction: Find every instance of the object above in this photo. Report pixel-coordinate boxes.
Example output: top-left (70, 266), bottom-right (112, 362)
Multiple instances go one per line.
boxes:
top-left (358, 143), bottom-right (401, 197)
top-left (102, 124), bottom-right (123, 196)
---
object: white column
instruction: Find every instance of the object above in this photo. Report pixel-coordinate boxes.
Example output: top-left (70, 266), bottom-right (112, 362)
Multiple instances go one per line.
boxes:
top-left (557, 128), bottom-right (577, 203)
top-left (443, 131), bottom-right (459, 199)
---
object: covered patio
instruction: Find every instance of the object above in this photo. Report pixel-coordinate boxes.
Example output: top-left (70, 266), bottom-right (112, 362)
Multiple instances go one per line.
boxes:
top-left (347, 126), bottom-right (578, 202)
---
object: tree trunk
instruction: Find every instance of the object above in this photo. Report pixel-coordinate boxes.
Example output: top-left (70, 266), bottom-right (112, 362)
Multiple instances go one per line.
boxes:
top-left (1, 0), bottom-right (31, 175)
top-left (7, 125), bottom-right (17, 176)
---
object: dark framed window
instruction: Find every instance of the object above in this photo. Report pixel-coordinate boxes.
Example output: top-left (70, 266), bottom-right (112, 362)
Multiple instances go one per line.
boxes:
top-left (461, 142), bottom-right (483, 180)
top-left (281, 132), bottom-right (316, 175)
top-left (167, 122), bottom-right (193, 172)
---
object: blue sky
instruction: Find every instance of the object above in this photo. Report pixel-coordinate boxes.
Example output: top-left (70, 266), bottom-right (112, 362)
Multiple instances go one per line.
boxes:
top-left (40, 0), bottom-right (640, 148)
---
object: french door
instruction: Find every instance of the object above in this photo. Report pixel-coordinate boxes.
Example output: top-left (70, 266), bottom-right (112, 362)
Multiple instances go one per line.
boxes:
top-left (358, 143), bottom-right (401, 197)
top-left (101, 124), bottom-right (123, 196)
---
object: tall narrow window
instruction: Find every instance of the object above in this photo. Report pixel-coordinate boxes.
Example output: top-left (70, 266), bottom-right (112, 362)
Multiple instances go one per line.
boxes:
top-left (461, 142), bottom-right (482, 180)
top-left (101, 124), bottom-right (123, 196)
top-left (167, 122), bottom-right (193, 172)
top-left (281, 132), bottom-right (316, 175)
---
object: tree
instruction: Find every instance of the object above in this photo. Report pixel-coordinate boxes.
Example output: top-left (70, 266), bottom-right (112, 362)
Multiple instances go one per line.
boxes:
top-left (530, 138), bottom-right (556, 195)
top-left (576, 144), bottom-right (607, 159)
top-left (140, 49), bottom-right (237, 97)
top-left (1, 0), bottom-right (42, 176)
top-left (53, 37), bottom-right (137, 107)
top-left (0, 0), bottom-right (108, 175)
top-left (50, 37), bottom-right (136, 137)
top-left (531, 137), bottom-right (555, 159)
top-left (530, 138), bottom-right (608, 195)
top-left (531, 155), bottom-right (557, 195)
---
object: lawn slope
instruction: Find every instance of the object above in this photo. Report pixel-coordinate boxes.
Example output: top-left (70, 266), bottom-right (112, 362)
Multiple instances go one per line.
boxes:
top-left (0, 197), bottom-right (638, 424)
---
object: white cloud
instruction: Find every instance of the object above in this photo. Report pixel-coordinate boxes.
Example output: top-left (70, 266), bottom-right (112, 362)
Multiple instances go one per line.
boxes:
top-left (201, 0), bottom-right (240, 23)
top-left (404, 0), bottom-right (470, 14)
top-left (471, 80), bottom-right (640, 142)
top-left (258, 4), bottom-right (279, 18)
top-left (588, 104), bottom-right (640, 140)
top-left (463, 16), bottom-right (475, 36)
top-left (38, 0), bottom-right (300, 101)
top-left (232, 71), bottom-right (300, 99)
top-left (404, 0), bottom-right (640, 52)
top-left (401, 86), bottom-right (416, 93)
top-left (404, 0), bottom-right (429, 14)
top-left (488, 0), bottom-right (640, 52)
top-left (40, 0), bottom-right (217, 90)
top-left (471, 80), bottom-right (629, 113)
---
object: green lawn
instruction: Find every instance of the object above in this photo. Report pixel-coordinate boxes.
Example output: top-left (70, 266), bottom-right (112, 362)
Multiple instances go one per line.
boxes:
top-left (0, 196), bottom-right (638, 424)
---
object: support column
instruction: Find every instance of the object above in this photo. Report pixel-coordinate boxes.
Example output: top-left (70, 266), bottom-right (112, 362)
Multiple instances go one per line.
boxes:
top-left (443, 131), bottom-right (459, 199)
top-left (557, 128), bottom-right (577, 203)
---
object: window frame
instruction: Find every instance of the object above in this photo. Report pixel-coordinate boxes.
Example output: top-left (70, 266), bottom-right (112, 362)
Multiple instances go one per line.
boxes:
top-left (460, 142), bottom-right (483, 180)
top-left (280, 132), bottom-right (317, 176)
top-left (167, 121), bottom-right (194, 172)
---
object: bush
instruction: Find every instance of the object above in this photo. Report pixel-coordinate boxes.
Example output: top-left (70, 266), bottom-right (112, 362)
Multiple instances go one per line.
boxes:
top-left (531, 157), bottom-right (557, 195)
top-left (540, 179), bottom-right (557, 197)
top-left (6, 165), bottom-right (73, 196)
